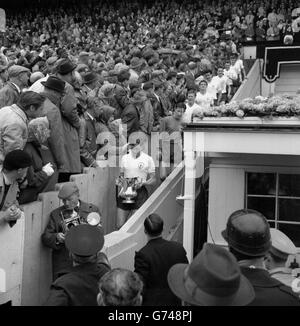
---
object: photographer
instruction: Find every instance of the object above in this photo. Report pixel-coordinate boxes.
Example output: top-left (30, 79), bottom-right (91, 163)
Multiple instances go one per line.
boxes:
top-left (41, 182), bottom-right (101, 280)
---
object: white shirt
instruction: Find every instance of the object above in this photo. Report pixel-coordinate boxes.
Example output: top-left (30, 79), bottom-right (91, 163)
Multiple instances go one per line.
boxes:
top-left (206, 80), bottom-right (218, 100)
top-left (183, 102), bottom-right (201, 123)
top-left (121, 151), bottom-right (155, 183)
top-left (195, 91), bottom-right (214, 109)
top-left (211, 75), bottom-right (228, 94)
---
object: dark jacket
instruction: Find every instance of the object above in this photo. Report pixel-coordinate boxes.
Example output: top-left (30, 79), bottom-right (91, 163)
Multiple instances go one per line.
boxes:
top-left (41, 201), bottom-right (100, 280)
top-left (79, 112), bottom-right (97, 167)
top-left (0, 82), bottom-right (20, 109)
top-left (121, 102), bottom-right (140, 137)
top-left (241, 267), bottom-right (300, 306)
top-left (134, 237), bottom-right (188, 306)
top-left (45, 258), bottom-right (110, 306)
top-left (18, 141), bottom-right (58, 204)
top-left (114, 84), bottom-right (130, 119)
top-left (41, 94), bottom-right (66, 171)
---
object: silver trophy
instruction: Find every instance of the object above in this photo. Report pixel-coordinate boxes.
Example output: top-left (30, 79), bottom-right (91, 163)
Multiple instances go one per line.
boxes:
top-left (116, 176), bottom-right (138, 204)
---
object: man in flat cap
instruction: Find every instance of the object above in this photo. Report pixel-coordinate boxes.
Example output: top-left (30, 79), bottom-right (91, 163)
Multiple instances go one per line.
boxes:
top-left (0, 150), bottom-right (32, 228)
top-left (114, 69), bottom-right (131, 119)
top-left (265, 228), bottom-right (298, 288)
top-left (0, 65), bottom-right (30, 108)
top-left (42, 182), bottom-right (102, 280)
top-left (45, 224), bottom-right (110, 306)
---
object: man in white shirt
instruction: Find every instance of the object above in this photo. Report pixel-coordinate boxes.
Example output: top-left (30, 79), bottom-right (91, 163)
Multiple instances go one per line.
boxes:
top-left (117, 136), bottom-right (156, 229)
top-left (194, 79), bottom-right (214, 117)
top-left (183, 90), bottom-right (200, 123)
top-left (211, 68), bottom-right (229, 106)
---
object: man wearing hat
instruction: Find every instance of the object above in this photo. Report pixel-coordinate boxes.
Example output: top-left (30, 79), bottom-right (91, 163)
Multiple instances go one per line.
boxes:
top-left (265, 228), bottom-right (298, 288)
top-left (0, 150), bottom-right (32, 228)
top-left (42, 182), bottom-right (101, 280)
top-left (55, 59), bottom-right (82, 182)
top-left (45, 224), bottom-right (110, 306)
top-left (167, 243), bottom-right (255, 306)
top-left (129, 57), bottom-right (144, 83)
top-left (0, 65), bottom-right (30, 108)
top-left (82, 72), bottom-right (101, 98)
top-left (78, 51), bottom-right (90, 68)
top-left (222, 209), bottom-right (300, 305)
top-left (40, 76), bottom-right (67, 172)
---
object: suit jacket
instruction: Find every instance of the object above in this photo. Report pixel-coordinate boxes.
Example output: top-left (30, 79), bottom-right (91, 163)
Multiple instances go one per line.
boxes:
top-left (45, 260), bottom-right (110, 306)
top-left (134, 237), bottom-right (188, 306)
top-left (241, 267), bottom-right (300, 306)
top-left (0, 82), bottom-right (20, 109)
top-left (41, 201), bottom-right (100, 280)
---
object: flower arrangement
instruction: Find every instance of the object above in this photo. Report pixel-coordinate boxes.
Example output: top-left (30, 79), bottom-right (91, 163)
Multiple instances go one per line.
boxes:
top-left (194, 94), bottom-right (300, 119)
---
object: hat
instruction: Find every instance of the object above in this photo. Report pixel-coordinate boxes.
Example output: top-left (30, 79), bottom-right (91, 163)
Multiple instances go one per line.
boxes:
top-left (30, 72), bottom-right (45, 84)
top-left (8, 65), bottom-right (30, 78)
top-left (222, 209), bottom-right (271, 257)
top-left (117, 69), bottom-right (130, 83)
top-left (3, 150), bottom-right (32, 171)
top-left (130, 57), bottom-right (144, 69)
top-left (270, 228), bottom-right (297, 260)
top-left (76, 63), bottom-right (89, 73)
top-left (56, 59), bottom-right (77, 75)
top-left (65, 224), bottom-right (104, 256)
top-left (46, 56), bottom-right (58, 66)
top-left (82, 72), bottom-right (99, 85)
top-left (188, 61), bottom-right (197, 70)
top-left (167, 243), bottom-right (255, 306)
top-left (79, 51), bottom-right (90, 58)
top-left (58, 182), bottom-right (79, 199)
top-left (41, 76), bottom-right (66, 93)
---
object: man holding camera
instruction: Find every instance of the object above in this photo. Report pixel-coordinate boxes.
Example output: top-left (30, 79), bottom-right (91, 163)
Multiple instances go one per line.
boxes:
top-left (41, 182), bottom-right (101, 280)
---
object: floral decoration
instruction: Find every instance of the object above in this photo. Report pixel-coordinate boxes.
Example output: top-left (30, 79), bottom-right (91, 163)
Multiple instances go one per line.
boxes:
top-left (194, 94), bottom-right (300, 119)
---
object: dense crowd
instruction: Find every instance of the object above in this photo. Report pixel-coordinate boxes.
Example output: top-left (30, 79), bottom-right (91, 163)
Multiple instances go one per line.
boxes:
top-left (0, 0), bottom-right (300, 307)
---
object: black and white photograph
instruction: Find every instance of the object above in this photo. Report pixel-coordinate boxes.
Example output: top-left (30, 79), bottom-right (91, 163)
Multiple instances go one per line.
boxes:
top-left (0, 0), bottom-right (300, 311)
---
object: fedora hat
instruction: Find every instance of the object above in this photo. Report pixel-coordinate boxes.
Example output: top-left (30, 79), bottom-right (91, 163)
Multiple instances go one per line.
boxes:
top-left (167, 243), bottom-right (255, 306)
top-left (41, 76), bottom-right (66, 93)
top-left (56, 59), bottom-right (77, 75)
top-left (130, 57), bottom-right (144, 69)
top-left (82, 72), bottom-right (99, 85)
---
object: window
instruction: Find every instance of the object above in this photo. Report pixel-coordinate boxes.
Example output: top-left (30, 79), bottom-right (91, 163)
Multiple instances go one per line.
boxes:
top-left (245, 172), bottom-right (300, 247)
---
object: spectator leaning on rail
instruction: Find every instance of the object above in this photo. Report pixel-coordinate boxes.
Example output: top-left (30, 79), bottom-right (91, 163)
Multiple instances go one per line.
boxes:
top-left (0, 91), bottom-right (46, 166)
top-left (41, 182), bottom-right (102, 280)
top-left (222, 209), bottom-right (300, 306)
top-left (0, 65), bottom-right (31, 109)
top-left (45, 224), bottom-right (110, 306)
top-left (265, 228), bottom-right (298, 289)
top-left (134, 213), bottom-right (188, 306)
top-left (97, 268), bottom-right (143, 306)
top-left (0, 150), bottom-right (32, 228)
top-left (167, 243), bottom-right (255, 306)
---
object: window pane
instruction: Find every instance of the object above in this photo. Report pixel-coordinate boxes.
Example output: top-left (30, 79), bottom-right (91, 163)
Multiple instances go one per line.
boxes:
top-left (247, 197), bottom-right (275, 220)
top-left (247, 173), bottom-right (276, 195)
top-left (279, 174), bottom-right (300, 197)
top-left (278, 224), bottom-right (300, 247)
top-left (279, 199), bottom-right (300, 223)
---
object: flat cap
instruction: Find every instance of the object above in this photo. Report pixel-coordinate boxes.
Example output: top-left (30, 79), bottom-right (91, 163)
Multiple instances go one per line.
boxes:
top-left (65, 224), bottom-right (104, 256)
top-left (270, 228), bottom-right (297, 259)
top-left (3, 150), bottom-right (32, 171)
top-left (79, 51), bottom-right (90, 57)
top-left (46, 56), bottom-right (58, 66)
top-left (58, 182), bottom-right (79, 199)
top-left (8, 65), bottom-right (30, 78)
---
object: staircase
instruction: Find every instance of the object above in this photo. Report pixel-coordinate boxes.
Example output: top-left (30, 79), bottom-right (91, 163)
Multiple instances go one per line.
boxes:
top-left (275, 64), bottom-right (300, 95)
